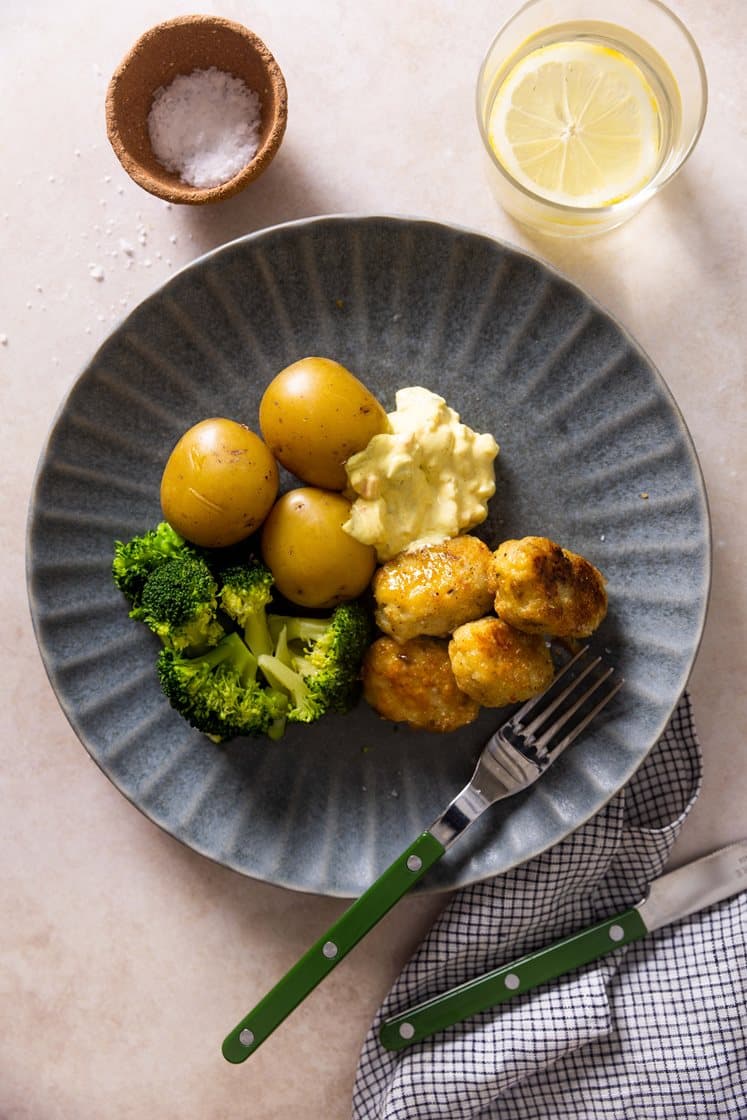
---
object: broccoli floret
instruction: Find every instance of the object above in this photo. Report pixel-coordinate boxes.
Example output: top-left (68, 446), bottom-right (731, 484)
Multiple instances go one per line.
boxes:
top-left (258, 602), bottom-right (371, 724)
top-left (157, 632), bottom-right (289, 742)
top-left (117, 529), bottom-right (372, 740)
top-left (112, 521), bottom-right (194, 606)
top-left (257, 651), bottom-right (327, 724)
top-left (218, 560), bottom-right (275, 658)
top-left (130, 554), bottom-right (224, 654)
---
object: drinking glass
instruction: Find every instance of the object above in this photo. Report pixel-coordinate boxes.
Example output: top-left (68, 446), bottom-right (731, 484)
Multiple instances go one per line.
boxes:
top-left (476, 0), bottom-right (707, 236)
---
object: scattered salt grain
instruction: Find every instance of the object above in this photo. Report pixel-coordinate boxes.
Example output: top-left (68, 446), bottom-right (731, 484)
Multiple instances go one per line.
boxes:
top-left (118, 238), bottom-right (135, 256)
top-left (0, 334), bottom-right (8, 346)
top-left (148, 67), bottom-right (262, 189)
top-left (88, 264), bottom-right (105, 282)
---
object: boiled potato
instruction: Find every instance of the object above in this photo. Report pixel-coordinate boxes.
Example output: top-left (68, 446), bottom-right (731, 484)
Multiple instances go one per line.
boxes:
top-left (259, 357), bottom-right (389, 490)
top-left (160, 418), bottom-right (278, 548)
top-left (261, 487), bottom-right (376, 608)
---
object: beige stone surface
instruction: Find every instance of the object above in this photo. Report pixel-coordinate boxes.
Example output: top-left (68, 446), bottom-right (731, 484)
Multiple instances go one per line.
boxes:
top-left (1, 1), bottom-right (744, 1116)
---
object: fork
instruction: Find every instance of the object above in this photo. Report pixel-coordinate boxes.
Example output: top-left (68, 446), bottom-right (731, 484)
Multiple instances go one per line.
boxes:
top-left (221, 645), bottom-right (622, 1063)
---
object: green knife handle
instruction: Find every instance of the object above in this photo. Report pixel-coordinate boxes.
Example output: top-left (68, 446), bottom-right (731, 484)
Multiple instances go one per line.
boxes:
top-left (379, 906), bottom-right (648, 1050)
top-left (222, 830), bottom-right (446, 1063)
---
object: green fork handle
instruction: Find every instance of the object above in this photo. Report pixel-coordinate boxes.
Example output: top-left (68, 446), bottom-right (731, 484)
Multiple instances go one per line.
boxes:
top-left (222, 830), bottom-right (446, 1063)
top-left (379, 906), bottom-right (648, 1050)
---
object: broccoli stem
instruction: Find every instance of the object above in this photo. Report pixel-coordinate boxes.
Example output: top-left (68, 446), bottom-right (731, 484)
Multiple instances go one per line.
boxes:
top-left (265, 688), bottom-right (289, 741)
top-left (291, 653), bottom-right (316, 678)
top-left (244, 612), bottom-right (274, 659)
top-left (273, 624), bottom-right (296, 670)
top-left (270, 616), bottom-right (330, 646)
top-left (202, 632), bottom-right (258, 686)
top-left (258, 654), bottom-right (308, 708)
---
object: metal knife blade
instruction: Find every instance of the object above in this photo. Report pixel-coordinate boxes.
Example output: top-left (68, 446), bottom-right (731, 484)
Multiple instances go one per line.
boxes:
top-left (637, 838), bottom-right (747, 931)
top-left (379, 839), bottom-right (747, 1051)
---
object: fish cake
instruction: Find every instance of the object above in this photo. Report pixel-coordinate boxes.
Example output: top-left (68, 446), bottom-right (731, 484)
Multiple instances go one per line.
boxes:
top-left (449, 616), bottom-right (554, 708)
top-left (373, 534), bottom-right (497, 643)
top-left (362, 635), bottom-right (479, 732)
top-left (492, 536), bottom-right (607, 639)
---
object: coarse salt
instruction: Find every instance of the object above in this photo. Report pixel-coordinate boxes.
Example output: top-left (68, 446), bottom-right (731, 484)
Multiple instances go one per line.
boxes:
top-left (148, 67), bottom-right (262, 189)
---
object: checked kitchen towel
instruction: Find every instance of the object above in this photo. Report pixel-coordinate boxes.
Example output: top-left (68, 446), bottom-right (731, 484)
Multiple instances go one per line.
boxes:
top-left (352, 693), bottom-right (747, 1120)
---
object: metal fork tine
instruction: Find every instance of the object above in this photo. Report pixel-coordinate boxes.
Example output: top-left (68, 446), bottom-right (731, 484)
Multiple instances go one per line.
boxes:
top-left (508, 645), bottom-right (591, 729)
top-left (535, 673), bottom-right (623, 757)
top-left (521, 650), bottom-right (603, 740)
top-left (427, 645), bottom-right (622, 851)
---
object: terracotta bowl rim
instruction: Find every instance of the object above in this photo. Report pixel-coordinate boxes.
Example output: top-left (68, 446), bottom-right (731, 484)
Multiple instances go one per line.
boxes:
top-left (105, 14), bottom-right (288, 205)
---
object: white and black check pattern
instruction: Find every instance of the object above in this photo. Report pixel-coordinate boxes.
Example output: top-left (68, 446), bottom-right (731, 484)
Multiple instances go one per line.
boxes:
top-left (353, 694), bottom-right (747, 1119)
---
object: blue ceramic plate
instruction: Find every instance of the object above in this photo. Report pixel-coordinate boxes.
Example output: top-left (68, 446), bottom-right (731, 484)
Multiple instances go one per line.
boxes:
top-left (26, 216), bottom-right (710, 897)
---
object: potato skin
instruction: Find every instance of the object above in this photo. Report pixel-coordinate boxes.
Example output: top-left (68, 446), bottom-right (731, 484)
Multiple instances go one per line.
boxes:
top-left (258, 357), bottom-right (388, 490)
top-left (160, 418), bottom-right (278, 548)
top-left (260, 487), bottom-right (376, 608)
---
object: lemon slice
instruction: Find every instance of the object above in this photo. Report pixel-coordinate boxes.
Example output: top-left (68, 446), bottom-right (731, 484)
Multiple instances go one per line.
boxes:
top-left (488, 40), bottom-right (662, 207)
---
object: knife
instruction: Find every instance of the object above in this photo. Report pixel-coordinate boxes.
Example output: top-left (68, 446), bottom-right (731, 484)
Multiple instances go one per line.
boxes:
top-left (379, 839), bottom-right (747, 1051)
